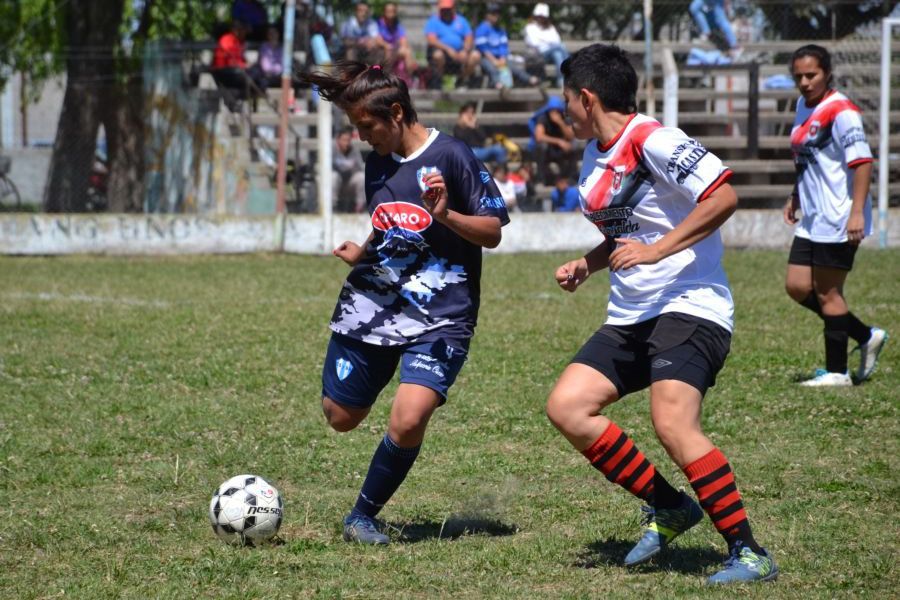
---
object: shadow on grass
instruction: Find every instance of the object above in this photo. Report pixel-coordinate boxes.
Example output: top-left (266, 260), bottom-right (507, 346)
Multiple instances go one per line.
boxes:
top-left (575, 538), bottom-right (722, 575)
top-left (388, 514), bottom-right (518, 543)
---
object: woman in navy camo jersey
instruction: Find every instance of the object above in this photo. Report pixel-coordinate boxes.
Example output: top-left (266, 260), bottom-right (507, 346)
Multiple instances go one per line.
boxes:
top-left (299, 60), bottom-right (509, 545)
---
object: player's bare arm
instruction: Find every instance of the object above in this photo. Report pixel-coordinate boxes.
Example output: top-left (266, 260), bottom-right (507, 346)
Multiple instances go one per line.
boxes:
top-left (422, 172), bottom-right (502, 248)
top-left (847, 160), bottom-right (873, 244)
top-left (555, 239), bottom-right (611, 292)
top-left (783, 185), bottom-right (800, 225)
top-left (333, 232), bottom-right (375, 266)
top-left (609, 183), bottom-right (738, 272)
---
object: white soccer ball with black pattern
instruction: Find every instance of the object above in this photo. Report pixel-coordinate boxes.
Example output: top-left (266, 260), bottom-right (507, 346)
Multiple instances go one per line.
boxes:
top-left (209, 474), bottom-right (284, 546)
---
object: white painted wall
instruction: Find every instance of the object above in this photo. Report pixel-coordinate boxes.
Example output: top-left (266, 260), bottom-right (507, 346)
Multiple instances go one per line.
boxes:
top-left (0, 210), bottom-right (897, 255)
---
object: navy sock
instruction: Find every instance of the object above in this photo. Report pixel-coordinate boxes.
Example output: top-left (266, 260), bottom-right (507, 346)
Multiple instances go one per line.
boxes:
top-left (823, 314), bottom-right (850, 373)
top-left (351, 434), bottom-right (421, 519)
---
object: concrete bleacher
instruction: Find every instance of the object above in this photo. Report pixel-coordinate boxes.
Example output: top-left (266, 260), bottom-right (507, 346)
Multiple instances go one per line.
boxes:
top-left (230, 7), bottom-right (898, 212)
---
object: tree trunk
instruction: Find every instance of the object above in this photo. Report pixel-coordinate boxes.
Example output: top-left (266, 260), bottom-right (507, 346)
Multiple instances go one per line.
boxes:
top-left (43, 0), bottom-right (123, 212)
top-left (105, 77), bottom-right (146, 212)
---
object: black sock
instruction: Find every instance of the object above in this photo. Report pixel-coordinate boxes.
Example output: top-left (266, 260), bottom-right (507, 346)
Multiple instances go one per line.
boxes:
top-left (823, 314), bottom-right (850, 373)
top-left (847, 313), bottom-right (872, 345)
top-left (351, 434), bottom-right (420, 519)
top-left (799, 292), bottom-right (823, 317)
top-left (652, 471), bottom-right (684, 510)
top-left (801, 292), bottom-right (871, 345)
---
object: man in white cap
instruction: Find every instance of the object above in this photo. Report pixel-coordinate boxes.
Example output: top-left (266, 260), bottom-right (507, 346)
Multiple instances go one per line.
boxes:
top-left (524, 3), bottom-right (569, 87)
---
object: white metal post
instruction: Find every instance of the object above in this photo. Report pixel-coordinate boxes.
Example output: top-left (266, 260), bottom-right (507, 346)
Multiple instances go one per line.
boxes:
top-left (318, 98), bottom-right (333, 253)
top-left (643, 0), bottom-right (655, 117)
top-left (662, 47), bottom-right (678, 128)
top-left (878, 18), bottom-right (899, 249)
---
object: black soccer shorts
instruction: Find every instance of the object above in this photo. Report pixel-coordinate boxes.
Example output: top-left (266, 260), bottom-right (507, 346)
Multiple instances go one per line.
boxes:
top-left (571, 312), bottom-right (732, 398)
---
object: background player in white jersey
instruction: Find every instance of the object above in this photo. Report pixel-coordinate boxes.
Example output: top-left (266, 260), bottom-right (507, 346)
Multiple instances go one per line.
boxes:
top-left (299, 61), bottom-right (509, 545)
top-left (783, 44), bottom-right (887, 387)
top-left (544, 43), bottom-right (777, 584)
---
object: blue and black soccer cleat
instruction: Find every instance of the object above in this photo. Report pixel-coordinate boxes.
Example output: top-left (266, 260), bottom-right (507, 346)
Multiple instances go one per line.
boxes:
top-left (342, 513), bottom-right (390, 545)
top-left (624, 492), bottom-right (704, 566)
top-left (707, 543), bottom-right (778, 584)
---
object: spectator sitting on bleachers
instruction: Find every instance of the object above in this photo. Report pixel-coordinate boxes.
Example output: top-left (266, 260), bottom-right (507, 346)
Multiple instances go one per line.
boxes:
top-left (453, 102), bottom-right (507, 165)
top-left (258, 26), bottom-right (285, 85)
top-left (232, 0), bottom-right (268, 42)
top-left (475, 3), bottom-right (540, 90)
top-left (689, 0), bottom-right (741, 57)
top-left (339, 1), bottom-right (382, 64)
top-left (377, 2), bottom-right (419, 87)
top-left (492, 164), bottom-right (518, 211)
top-left (529, 96), bottom-right (577, 186)
top-left (212, 20), bottom-right (266, 111)
top-left (332, 126), bottom-right (366, 213)
top-left (551, 175), bottom-right (580, 211)
top-left (523, 3), bottom-right (569, 88)
top-left (424, 0), bottom-right (481, 89)
top-left (509, 162), bottom-right (537, 210)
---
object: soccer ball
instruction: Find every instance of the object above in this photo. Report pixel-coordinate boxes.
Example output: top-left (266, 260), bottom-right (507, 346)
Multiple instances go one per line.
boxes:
top-left (209, 474), bottom-right (284, 546)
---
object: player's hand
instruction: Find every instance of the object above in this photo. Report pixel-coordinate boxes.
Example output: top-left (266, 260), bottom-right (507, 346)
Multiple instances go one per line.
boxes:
top-left (556, 140), bottom-right (572, 153)
top-left (608, 238), bottom-right (663, 272)
top-left (847, 211), bottom-right (865, 245)
top-left (555, 257), bottom-right (590, 292)
top-left (333, 241), bottom-right (364, 266)
top-left (421, 173), bottom-right (449, 221)
top-left (783, 194), bottom-right (800, 225)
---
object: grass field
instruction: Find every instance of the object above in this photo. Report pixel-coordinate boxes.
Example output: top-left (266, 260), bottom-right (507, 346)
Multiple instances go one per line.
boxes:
top-left (0, 249), bottom-right (897, 599)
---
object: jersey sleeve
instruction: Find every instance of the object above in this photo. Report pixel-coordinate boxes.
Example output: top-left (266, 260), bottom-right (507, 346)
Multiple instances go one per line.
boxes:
top-left (447, 143), bottom-right (510, 225)
top-left (833, 109), bottom-right (873, 168)
top-left (642, 127), bottom-right (732, 203)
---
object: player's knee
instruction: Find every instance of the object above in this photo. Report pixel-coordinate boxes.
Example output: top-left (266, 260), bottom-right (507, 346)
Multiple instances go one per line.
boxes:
top-left (545, 389), bottom-right (585, 430)
top-left (322, 397), bottom-right (362, 432)
top-left (785, 280), bottom-right (809, 302)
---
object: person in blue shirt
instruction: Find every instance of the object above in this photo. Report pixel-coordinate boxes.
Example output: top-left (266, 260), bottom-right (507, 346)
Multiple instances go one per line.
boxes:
top-left (551, 175), bottom-right (580, 211)
top-left (299, 60), bottom-right (510, 546)
top-left (474, 3), bottom-right (540, 89)
top-left (424, 0), bottom-right (481, 88)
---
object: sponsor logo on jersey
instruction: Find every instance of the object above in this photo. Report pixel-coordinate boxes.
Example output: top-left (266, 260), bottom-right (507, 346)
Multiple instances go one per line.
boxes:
top-left (479, 170), bottom-right (491, 183)
top-left (372, 202), bottom-right (434, 233)
top-left (416, 166), bottom-right (441, 191)
top-left (666, 141), bottom-right (708, 185)
top-left (335, 358), bottom-right (353, 381)
top-left (480, 195), bottom-right (506, 209)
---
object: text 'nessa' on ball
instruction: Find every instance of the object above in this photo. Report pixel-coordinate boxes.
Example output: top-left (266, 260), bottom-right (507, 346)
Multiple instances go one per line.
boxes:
top-left (209, 474), bottom-right (284, 546)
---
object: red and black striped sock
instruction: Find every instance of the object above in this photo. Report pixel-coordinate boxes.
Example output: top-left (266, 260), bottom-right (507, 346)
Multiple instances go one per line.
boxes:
top-left (684, 448), bottom-right (761, 552)
top-left (582, 422), bottom-right (681, 509)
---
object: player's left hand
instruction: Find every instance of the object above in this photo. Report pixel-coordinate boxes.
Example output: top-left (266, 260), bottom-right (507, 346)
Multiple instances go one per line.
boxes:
top-left (421, 173), bottom-right (449, 221)
top-left (608, 238), bottom-right (663, 271)
top-left (846, 212), bottom-right (865, 245)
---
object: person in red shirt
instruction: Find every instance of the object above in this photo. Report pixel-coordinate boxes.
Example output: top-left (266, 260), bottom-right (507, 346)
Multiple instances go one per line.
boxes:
top-left (212, 20), bottom-right (264, 110)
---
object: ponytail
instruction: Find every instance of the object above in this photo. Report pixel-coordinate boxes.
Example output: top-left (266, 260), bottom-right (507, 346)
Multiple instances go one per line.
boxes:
top-left (298, 60), bottom-right (418, 125)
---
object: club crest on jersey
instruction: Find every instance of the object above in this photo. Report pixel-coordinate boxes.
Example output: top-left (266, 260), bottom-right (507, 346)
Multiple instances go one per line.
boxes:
top-left (335, 358), bottom-right (353, 381)
top-left (611, 166), bottom-right (626, 195)
top-left (808, 121), bottom-right (820, 138)
top-left (416, 166), bottom-right (441, 192)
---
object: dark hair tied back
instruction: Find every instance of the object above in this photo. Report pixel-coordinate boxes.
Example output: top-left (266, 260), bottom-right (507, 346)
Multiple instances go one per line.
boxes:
top-left (297, 60), bottom-right (418, 126)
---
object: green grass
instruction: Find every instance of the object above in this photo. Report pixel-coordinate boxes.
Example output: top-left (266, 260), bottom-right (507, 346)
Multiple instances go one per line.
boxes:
top-left (0, 249), bottom-right (897, 599)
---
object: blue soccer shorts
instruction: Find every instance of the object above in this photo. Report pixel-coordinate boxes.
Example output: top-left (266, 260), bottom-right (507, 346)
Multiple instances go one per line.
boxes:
top-left (321, 332), bottom-right (469, 409)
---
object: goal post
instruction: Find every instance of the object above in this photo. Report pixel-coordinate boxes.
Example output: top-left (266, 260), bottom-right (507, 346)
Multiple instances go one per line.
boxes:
top-left (878, 17), bottom-right (900, 248)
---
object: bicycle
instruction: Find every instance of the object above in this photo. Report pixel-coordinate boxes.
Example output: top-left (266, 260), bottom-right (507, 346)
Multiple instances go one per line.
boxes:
top-left (0, 155), bottom-right (22, 210)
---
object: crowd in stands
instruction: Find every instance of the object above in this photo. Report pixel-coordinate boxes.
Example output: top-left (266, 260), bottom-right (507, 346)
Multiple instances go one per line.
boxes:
top-left (207, 1), bottom-right (750, 213)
